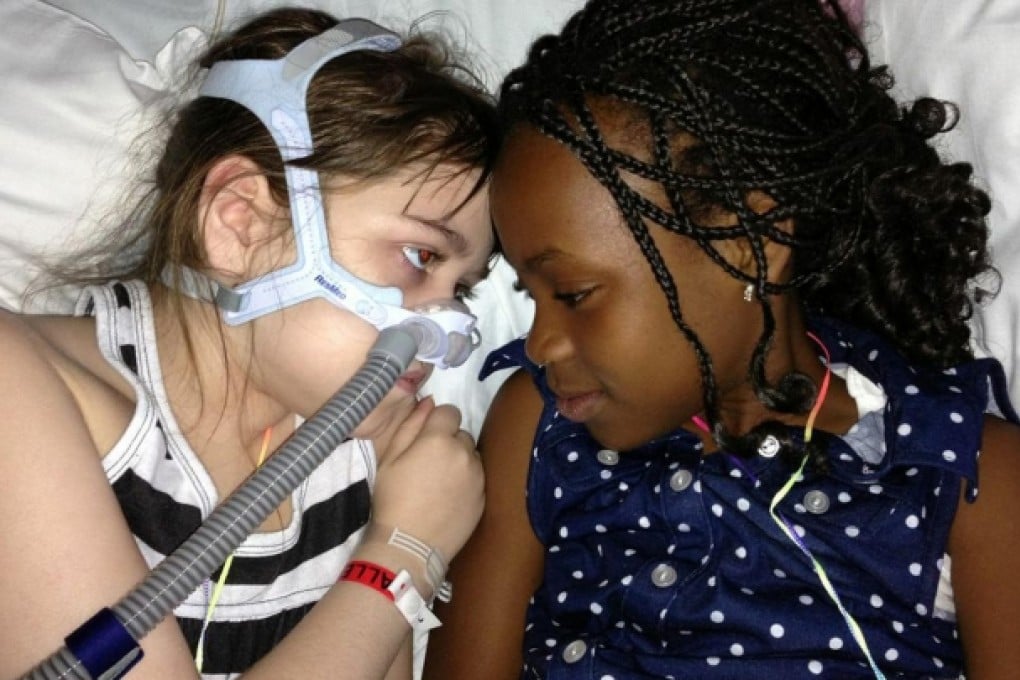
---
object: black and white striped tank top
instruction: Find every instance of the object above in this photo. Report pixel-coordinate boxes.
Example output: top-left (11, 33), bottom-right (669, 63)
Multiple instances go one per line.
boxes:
top-left (80, 280), bottom-right (374, 678)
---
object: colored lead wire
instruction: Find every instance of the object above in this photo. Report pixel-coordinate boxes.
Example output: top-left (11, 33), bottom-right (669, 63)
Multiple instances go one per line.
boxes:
top-left (766, 332), bottom-right (886, 679)
top-left (692, 332), bottom-right (887, 679)
top-left (194, 426), bottom-right (274, 672)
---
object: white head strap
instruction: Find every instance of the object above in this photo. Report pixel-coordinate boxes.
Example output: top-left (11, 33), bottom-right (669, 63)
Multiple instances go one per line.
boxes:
top-left (184, 19), bottom-right (479, 369)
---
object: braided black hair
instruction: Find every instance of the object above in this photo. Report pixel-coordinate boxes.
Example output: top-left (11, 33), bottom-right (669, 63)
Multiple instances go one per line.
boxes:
top-left (499, 0), bottom-right (994, 463)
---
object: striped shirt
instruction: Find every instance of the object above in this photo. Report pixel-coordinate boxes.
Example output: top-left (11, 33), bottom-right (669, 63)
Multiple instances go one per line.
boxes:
top-left (82, 280), bottom-right (374, 678)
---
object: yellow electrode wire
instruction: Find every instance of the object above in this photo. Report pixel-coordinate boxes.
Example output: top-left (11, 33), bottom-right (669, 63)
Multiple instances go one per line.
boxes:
top-left (195, 426), bottom-right (273, 672)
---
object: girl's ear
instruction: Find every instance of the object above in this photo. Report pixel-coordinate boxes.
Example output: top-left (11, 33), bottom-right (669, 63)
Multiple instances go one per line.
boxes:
top-left (732, 189), bottom-right (795, 286)
top-left (199, 155), bottom-right (278, 281)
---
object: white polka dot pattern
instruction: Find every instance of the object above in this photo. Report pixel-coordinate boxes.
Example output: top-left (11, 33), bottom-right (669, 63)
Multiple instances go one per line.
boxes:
top-left (475, 316), bottom-right (1014, 678)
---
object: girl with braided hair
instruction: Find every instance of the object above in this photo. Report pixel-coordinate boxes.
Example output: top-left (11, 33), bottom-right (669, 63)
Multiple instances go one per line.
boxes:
top-left (425, 0), bottom-right (1020, 678)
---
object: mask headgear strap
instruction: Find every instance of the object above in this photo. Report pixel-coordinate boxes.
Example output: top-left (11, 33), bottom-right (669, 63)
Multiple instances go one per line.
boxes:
top-left (196, 19), bottom-right (402, 323)
top-left (182, 19), bottom-right (479, 369)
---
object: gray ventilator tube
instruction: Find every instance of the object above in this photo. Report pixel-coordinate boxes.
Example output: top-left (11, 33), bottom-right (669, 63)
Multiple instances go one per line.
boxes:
top-left (22, 326), bottom-right (421, 680)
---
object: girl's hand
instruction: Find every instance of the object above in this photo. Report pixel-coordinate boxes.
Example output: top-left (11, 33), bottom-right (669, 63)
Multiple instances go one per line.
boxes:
top-left (371, 397), bottom-right (484, 561)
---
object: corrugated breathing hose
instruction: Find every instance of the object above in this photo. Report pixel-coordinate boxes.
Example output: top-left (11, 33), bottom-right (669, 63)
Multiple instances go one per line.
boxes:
top-left (22, 326), bottom-right (417, 680)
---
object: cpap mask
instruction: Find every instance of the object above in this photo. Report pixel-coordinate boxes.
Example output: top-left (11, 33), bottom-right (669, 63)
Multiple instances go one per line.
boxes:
top-left (183, 18), bottom-right (479, 369)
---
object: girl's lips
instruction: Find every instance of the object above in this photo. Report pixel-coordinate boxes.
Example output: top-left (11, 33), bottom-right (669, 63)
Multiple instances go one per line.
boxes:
top-left (555, 391), bottom-right (603, 422)
top-left (396, 367), bottom-right (430, 394)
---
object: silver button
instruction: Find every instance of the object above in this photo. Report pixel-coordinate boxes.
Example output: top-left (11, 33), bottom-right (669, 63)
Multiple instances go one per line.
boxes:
top-left (803, 490), bottom-right (831, 514)
top-left (596, 449), bottom-right (620, 466)
top-left (562, 639), bottom-right (587, 663)
top-left (669, 469), bottom-right (693, 492)
top-left (651, 563), bottom-right (678, 588)
top-left (757, 434), bottom-right (781, 458)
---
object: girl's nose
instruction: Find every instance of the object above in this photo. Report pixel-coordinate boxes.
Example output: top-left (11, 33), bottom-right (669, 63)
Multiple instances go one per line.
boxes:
top-left (523, 305), bottom-right (570, 368)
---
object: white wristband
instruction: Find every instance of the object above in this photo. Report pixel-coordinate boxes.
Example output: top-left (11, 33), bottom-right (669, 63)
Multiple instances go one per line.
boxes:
top-left (386, 527), bottom-right (452, 603)
top-left (387, 569), bottom-right (442, 632)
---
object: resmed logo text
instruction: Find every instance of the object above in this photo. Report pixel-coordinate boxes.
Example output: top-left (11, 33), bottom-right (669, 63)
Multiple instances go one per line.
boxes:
top-left (314, 274), bottom-right (347, 299)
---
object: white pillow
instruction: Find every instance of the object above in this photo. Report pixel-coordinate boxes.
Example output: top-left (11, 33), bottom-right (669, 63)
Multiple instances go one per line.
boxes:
top-left (0, 1), bottom-right (137, 311)
top-left (42, 0), bottom-right (584, 90)
top-left (865, 0), bottom-right (1020, 408)
top-left (0, 0), bottom-right (205, 312)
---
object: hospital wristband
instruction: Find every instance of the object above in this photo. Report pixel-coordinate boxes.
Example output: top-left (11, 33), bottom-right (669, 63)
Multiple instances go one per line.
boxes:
top-left (339, 560), bottom-right (441, 633)
top-left (386, 527), bottom-right (452, 603)
top-left (366, 525), bottom-right (452, 603)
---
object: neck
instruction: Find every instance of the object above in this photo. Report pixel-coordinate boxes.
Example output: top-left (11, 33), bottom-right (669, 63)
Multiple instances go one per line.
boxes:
top-left (150, 286), bottom-right (293, 465)
top-left (710, 301), bottom-right (858, 445)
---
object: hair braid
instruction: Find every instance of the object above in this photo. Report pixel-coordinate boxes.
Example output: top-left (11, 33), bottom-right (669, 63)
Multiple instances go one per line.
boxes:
top-left (500, 0), bottom-right (994, 465)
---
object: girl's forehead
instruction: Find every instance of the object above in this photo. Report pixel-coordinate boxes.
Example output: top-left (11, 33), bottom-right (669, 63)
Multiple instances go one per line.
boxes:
top-left (405, 166), bottom-right (483, 213)
top-left (492, 130), bottom-right (635, 262)
top-left (492, 122), bottom-right (665, 230)
top-left (493, 129), bottom-right (596, 222)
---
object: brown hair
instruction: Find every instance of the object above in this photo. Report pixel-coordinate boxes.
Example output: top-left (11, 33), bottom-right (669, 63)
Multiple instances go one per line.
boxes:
top-left (30, 7), bottom-right (499, 429)
top-left (50, 7), bottom-right (498, 292)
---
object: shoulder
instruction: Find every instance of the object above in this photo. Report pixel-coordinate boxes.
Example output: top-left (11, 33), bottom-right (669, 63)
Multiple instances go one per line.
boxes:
top-left (476, 368), bottom-right (545, 543)
top-left (979, 413), bottom-right (1020, 450)
top-left (0, 308), bottom-right (131, 455)
top-left (488, 365), bottom-right (544, 416)
top-left (0, 308), bottom-right (118, 392)
top-left (0, 308), bottom-right (69, 386)
top-left (966, 414), bottom-right (1020, 515)
top-left (478, 367), bottom-right (544, 462)
top-left (0, 310), bottom-right (94, 432)
top-left (0, 311), bottom-right (104, 510)
top-left (476, 368), bottom-right (547, 532)
top-left (970, 414), bottom-right (1020, 509)
top-left (950, 414), bottom-right (1020, 534)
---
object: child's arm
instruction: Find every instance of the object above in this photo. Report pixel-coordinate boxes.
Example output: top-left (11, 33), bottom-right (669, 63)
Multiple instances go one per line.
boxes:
top-left (948, 415), bottom-right (1020, 679)
top-left (381, 637), bottom-right (413, 680)
top-left (0, 312), bottom-right (482, 679)
top-left (228, 400), bottom-right (485, 680)
top-left (0, 314), bottom-right (201, 678)
top-left (423, 369), bottom-right (546, 680)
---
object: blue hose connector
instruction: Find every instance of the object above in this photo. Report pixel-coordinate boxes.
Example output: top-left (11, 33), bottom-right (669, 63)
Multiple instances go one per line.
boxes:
top-left (64, 608), bottom-right (142, 680)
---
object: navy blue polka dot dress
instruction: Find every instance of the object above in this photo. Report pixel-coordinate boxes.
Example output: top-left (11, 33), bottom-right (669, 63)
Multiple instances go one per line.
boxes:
top-left (480, 317), bottom-right (1016, 679)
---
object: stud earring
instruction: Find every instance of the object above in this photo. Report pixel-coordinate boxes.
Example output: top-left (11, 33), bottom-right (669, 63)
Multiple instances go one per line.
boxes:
top-left (743, 283), bottom-right (754, 303)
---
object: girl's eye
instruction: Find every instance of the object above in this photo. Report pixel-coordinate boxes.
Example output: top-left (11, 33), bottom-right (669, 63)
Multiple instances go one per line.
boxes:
top-left (553, 289), bottom-right (592, 307)
top-left (514, 279), bottom-right (591, 307)
top-left (402, 246), bottom-right (437, 270)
